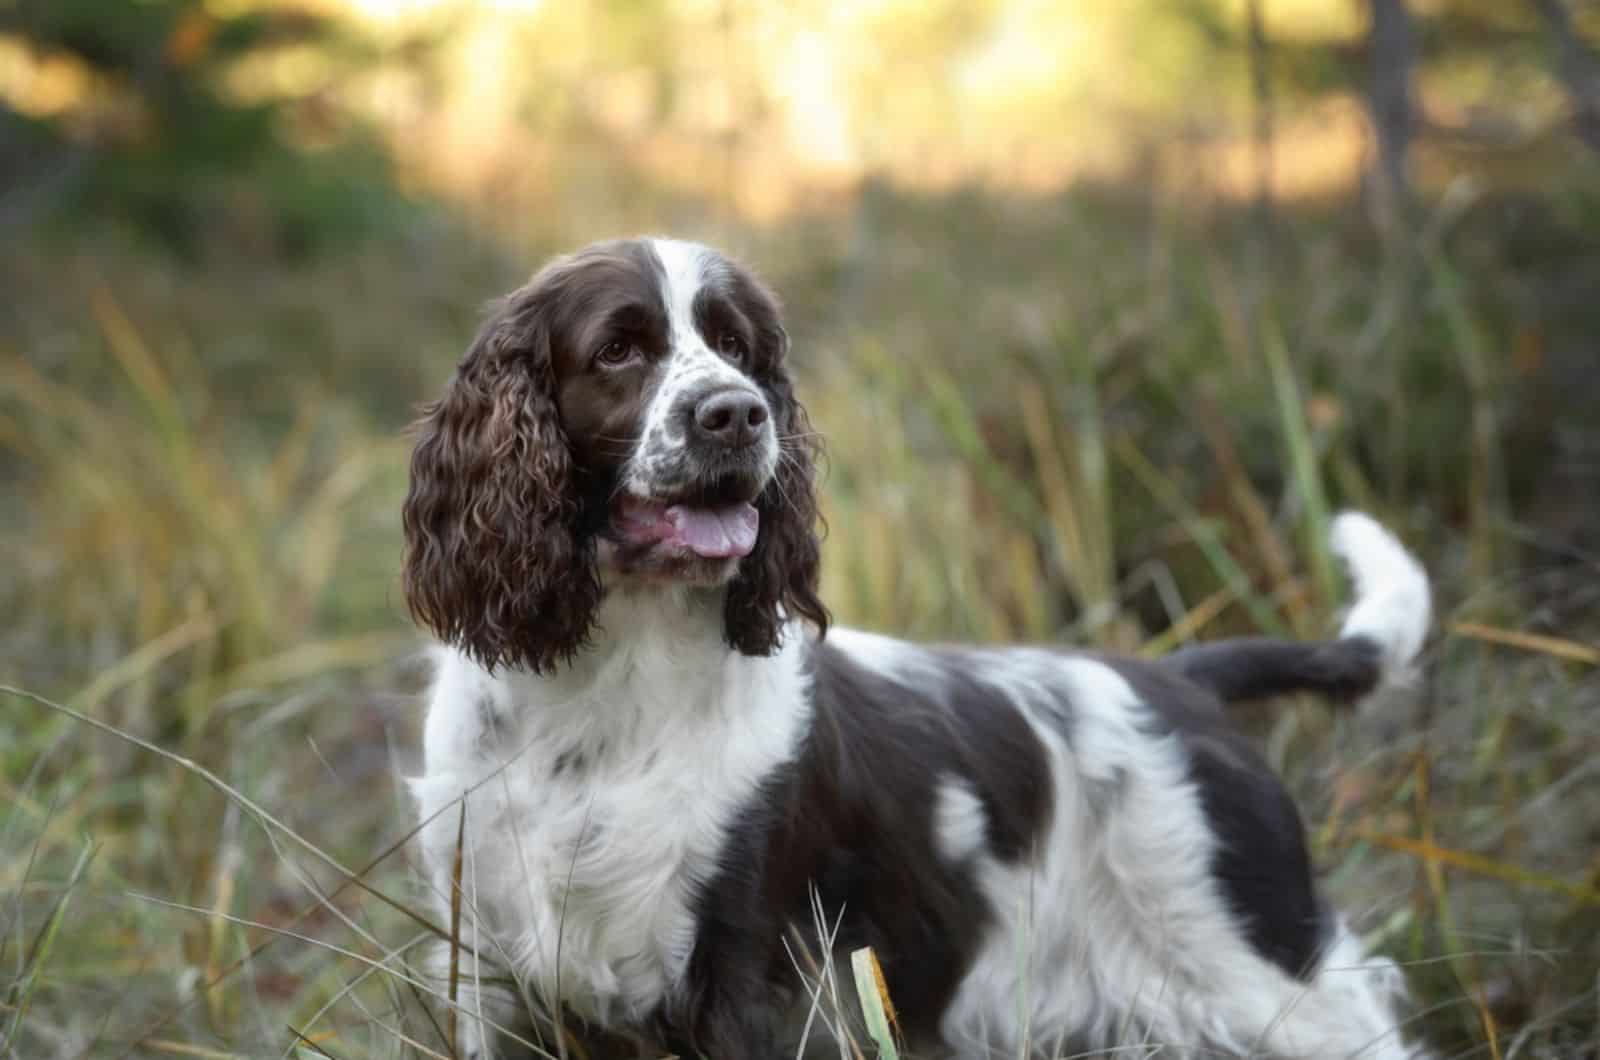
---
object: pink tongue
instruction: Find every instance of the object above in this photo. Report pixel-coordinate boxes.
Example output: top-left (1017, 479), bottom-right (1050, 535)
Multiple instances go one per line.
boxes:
top-left (666, 503), bottom-right (760, 558)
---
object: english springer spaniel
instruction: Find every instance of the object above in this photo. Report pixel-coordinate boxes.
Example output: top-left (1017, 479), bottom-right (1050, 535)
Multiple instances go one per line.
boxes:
top-left (403, 238), bottom-right (1432, 1059)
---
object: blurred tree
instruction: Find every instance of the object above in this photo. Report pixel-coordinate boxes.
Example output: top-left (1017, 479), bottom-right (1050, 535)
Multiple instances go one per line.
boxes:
top-left (1537, 0), bottom-right (1600, 152)
top-left (0, 0), bottom-right (404, 256)
top-left (1367, 0), bottom-right (1415, 233)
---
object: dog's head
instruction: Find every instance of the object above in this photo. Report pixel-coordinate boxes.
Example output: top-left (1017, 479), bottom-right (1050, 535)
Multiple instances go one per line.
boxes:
top-left (402, 238), bottom-right (828, 673)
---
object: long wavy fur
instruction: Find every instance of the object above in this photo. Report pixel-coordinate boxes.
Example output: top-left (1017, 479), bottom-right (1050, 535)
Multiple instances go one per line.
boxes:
top-left (401, 290), bottom-right (602, 674)
top-left (723, 334), bottom-right (831, 655)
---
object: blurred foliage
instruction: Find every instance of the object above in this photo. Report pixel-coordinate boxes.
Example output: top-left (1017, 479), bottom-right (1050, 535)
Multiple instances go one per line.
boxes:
top-left (0, 0), bottom-right (412, 255)
top-left (4, 0), bottom-right (1597, 248)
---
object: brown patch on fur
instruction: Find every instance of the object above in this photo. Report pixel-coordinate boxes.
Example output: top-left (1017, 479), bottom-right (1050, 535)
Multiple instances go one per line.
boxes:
top-left (401, 267), bottom-right (602, 675)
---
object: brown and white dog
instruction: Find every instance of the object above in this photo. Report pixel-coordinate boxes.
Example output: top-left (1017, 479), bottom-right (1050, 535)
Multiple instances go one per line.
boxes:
top-left (403, 238), bottom-right (1432, 1058)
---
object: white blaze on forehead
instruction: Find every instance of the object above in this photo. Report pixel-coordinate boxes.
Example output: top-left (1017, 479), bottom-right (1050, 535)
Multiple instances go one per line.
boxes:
top-left (647, 238), bottom-right (744, 383)
top-left (649, 237), bottom-right (714, 346)
top-left (623, 238), bottom-right (775, 498)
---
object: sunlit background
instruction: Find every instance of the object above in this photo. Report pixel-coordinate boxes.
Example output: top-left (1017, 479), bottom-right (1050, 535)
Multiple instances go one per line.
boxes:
top-left (3, 1), bottom-right (1598, 1057)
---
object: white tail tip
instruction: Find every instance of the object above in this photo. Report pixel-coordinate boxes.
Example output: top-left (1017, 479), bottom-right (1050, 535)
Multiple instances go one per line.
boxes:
top-left (1329, 512), bottom-right (1431, 687)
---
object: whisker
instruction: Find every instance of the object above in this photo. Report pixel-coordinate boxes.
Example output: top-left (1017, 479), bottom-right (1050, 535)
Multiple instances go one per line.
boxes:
top-left (768, 472), bottom-right (797, 513)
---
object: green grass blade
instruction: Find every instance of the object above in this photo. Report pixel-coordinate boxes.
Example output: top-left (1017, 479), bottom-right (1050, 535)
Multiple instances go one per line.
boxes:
top-left (1113, 436), bottom-right (1288, 637)
top-left (850, 947), bottom-right (899, 1060)
top-left (2, 839), bottom-right (96, 1048)
top-left (1261, 320), bottom-right (1337, 613)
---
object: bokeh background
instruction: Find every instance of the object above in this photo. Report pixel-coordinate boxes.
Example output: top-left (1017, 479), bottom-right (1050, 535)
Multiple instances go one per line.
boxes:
top-left (3, 0), bottom-right (1599, 1056)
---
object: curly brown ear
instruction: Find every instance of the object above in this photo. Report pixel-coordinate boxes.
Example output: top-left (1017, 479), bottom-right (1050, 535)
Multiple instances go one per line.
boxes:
top-left (402, 297), bottom-right (600, 674)
top-left (723, 370), bottom-right (830, 655)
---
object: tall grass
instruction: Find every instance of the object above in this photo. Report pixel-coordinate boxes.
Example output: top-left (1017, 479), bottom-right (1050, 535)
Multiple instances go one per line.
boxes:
top-left (3, 178), bottom-right (1598, 1058)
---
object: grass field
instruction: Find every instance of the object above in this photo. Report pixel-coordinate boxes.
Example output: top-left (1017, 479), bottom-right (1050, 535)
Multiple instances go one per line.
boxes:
top-left (3, 171), bottom-right (1599, 1058)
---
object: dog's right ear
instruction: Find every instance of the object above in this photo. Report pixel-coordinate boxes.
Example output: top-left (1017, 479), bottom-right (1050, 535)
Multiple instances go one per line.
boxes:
top-left (401, 289), bottom-right (600, 674)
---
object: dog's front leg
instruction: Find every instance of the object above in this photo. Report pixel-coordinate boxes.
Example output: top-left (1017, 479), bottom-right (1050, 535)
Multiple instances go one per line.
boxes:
top-left (665, 1003), bottom-right (781, 1060)
top-left (428, 959), bottom-right (528, 1060)
top-left (654, 957), bottom-right (787, 1059)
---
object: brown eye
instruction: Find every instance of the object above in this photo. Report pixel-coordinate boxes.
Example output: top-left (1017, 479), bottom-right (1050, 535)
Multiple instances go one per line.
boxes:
top-left (717, 333), bottom-right (748, 360)
top-left (595, 341), bottom-right (637, 368)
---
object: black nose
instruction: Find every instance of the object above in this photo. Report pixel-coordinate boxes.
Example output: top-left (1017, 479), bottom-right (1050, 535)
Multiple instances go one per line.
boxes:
top-left (691, 388), bottom-right (769, 449)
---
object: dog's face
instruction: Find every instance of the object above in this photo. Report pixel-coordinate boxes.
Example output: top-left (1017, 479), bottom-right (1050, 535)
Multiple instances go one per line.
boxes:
top-left (402, 238), bottom-right (828, 674)
top-left (555, 240), bottom-right (787, 583)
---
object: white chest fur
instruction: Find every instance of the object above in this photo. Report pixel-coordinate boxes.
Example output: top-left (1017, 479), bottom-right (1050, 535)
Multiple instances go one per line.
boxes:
top-left (410, 592), bottom-right (811, 1024)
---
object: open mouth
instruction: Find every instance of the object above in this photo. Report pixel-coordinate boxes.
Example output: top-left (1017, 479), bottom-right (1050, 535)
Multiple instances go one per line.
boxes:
top-left (612, 495), bottom-right (760, 559)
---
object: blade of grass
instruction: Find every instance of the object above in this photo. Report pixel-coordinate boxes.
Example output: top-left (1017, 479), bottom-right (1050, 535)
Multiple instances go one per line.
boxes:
top-left (1138, 586), bottom-right (1237, 658)
top-left (287, 1026), bottom-right (339, 1059)
top-left (1192, 387), bottom-right (1309, 636)
top-left (91, 286), bottom-right (181, 438)
top-left (1349, 828), bottom-right (1600, 906)
top-left (216, 632), bottom-right (414, 693)
top-left (447, 801), bottom-right (466, 1060)
top-left (285, 934), bottom-right (433, 1060)
top-left (203, 840), bottom-right (241, 1031)
top-left (918, 363), bottom-right (1047, 531)
top-left (1, 839), bottom-right (96, 1049)
top-left (1420, 244), bottom-right (1504, 586)
top-left (1449, 622), bottom-right (1598, 666)
top-left (119, 718), bottom-right (578, 1054)
top-left (850, 947), bottom-right (899, 1060)
top-left (71, 613), bottom-right (219, 714)
top-left (1261, 320), bottom-right (1337, 613)
top-left (1112, 435), bottom-right (1287, 636)
top-left (144, 1041), bottom-right (249, 1059)
top-left (1020, 382), bottom-right (1118, 644)
top-left (0, 685), bottom-right (453, 945)
top-left (122, 892), bottom-right (548, 1060)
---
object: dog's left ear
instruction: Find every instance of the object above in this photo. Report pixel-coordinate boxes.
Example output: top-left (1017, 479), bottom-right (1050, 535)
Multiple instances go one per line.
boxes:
top-left (723, 325), bottom-right (830, 654)
top-left (401, 282), bottom-right (602, 674)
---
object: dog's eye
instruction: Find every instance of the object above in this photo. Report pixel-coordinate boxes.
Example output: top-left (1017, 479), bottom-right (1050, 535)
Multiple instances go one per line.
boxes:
top-left (594, 341), bottom-right (638, 368)
top-left (717, 333), bottom-right (749, 361)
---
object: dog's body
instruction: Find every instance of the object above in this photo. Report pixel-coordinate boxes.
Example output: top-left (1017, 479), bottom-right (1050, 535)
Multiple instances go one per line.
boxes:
top-left (404, 238), bottom-right (1431, 1058)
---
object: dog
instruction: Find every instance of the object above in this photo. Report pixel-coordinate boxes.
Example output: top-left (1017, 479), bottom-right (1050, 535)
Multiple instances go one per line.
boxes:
top-left (403, 237), bottom-right (1432, 1058)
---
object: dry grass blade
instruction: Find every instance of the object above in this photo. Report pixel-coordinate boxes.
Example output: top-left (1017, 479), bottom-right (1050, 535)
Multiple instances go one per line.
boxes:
top-left (1350, 828), bottom-right (1600, 906)
top-left (1137, 586), bottom-right (1236, 658)
top-left (91, 286), bottom-right (180, 426)
top-left (1421, 245), bottom-right (1505, 586)
top-left (139, 805), bottom-right (462, 1055)
top-left (216, 633), bottom-right (416, 695)
top-left (70, 613), bottom-right (219, 713)
top-left (0, 685), bottom-right (452, 943)
top-left (1449, 622), bottom-right (1599, 666)
top-left (1019, 381), bottom-right (1120, 645)
top-left (120, 892), bottom-right (553, 1060)
top-left (849, 947), bottom-right (900, 1060)
top-left (448, 800), bottom-right (466, 1059)
top-left (286, 934), bottom-right (434, 1059)
top-left (922, 363), bottom-right (1048, 531)
top-left (143, 1040), bottom-right (249, 1059)
top-left (286, 1025), bottom-right (339, 1058)
top-left (1112, 435), bottom-right (1288, 636)
top-left (1261, 321), bottom-right (1336, 613)
top-left (1192, 388), bottom-right (1308, 635)
top-left (1, 839), bottom-right (95, 1048)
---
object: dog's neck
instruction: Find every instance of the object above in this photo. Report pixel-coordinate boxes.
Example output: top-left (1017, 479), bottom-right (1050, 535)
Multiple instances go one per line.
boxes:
top-left (558, 581), bottom-right (727, 682)
top-left (487, 582), bottom-right (799, 762)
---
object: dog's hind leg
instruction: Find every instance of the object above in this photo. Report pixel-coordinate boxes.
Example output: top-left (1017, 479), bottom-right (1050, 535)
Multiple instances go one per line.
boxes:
top-left (1198, 924), bottom-right (1428, 1060)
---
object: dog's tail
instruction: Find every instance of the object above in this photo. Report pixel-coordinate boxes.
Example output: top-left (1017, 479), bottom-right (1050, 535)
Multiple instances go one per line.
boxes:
top-left (1163, 512), bottom-right (1431, 705)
